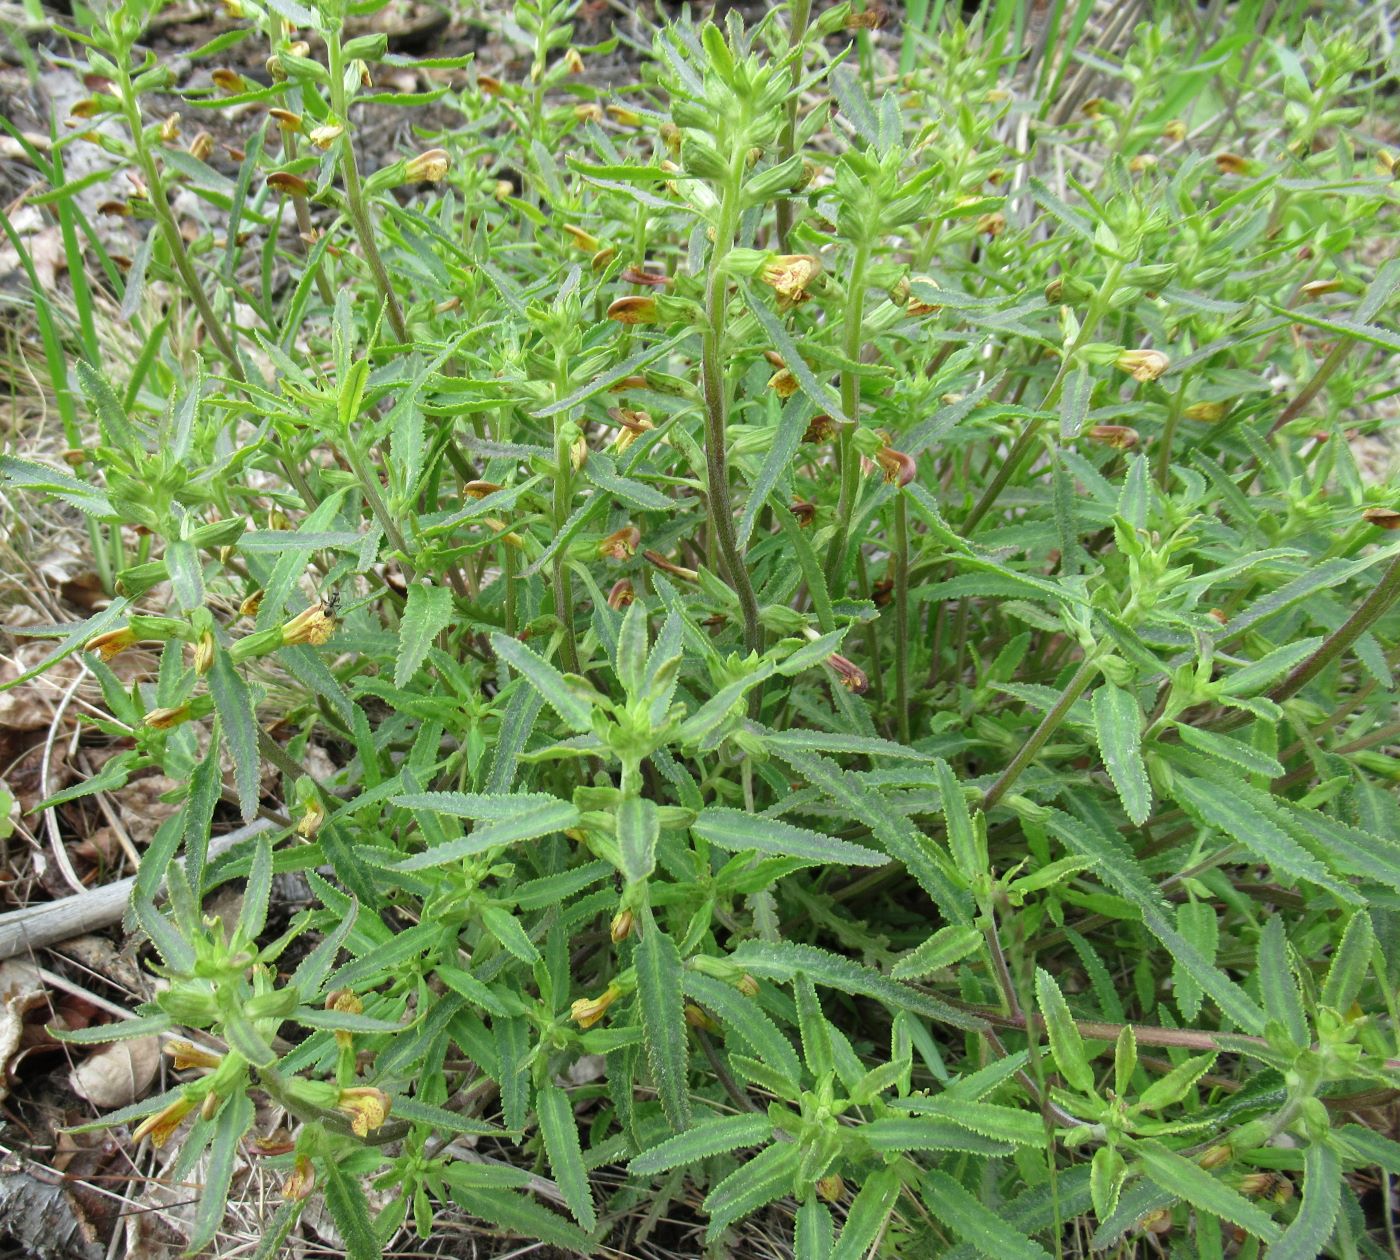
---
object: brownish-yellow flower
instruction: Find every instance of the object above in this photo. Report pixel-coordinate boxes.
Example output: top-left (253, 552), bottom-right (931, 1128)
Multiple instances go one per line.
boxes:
top-left (760, 254), bottom-right (821, 306)
top-left (86, 626), bottom-right (136, 661)
top-left (280, 604), bottom-right (335, 647)
top-left (1116, 348), bottom-right (1170, 382)
top-left (163, 1039), bottom-right (223, 1071)
top-left (570, 983), bottom-right (622, 1029)
top-left (335, 1086), bottom-right (391, 1137)
top-left (132, 1095), bottom-right (196, 1147)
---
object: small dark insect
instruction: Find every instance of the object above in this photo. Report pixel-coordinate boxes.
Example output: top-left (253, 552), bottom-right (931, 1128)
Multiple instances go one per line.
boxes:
top-left (319, 586), bottom-right (342, 619)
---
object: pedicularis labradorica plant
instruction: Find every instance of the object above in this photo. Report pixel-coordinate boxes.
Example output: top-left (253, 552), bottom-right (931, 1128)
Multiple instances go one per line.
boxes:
top-left (5, 0), bottom-right (1400, 1254)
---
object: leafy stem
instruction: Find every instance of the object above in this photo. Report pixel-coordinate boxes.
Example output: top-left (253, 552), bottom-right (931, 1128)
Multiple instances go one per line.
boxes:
top-left (824, 237), bottom-right (872, 588)
top-left (327, 29), bottom-right (409, 346)
top-left (981, 653), bottom-right (1100, 813)
top-left (701, 154), bottom-right (762, 659)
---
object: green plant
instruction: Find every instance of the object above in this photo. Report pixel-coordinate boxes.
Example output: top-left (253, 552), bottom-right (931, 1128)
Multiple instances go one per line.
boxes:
top-left (5, 1), bottom-right (1400, 1256)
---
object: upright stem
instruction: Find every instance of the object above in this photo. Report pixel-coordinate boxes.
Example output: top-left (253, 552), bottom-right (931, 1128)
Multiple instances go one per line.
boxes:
top-left (1268, 336), bottom-right (1353, 436)
top-left (701, 159), bottom-right (763, 659)
top-left (964, 261), bottom-right (1122, 535)
top-left (1267, 551), bottom-right (1400, 705)
top-left (552, 430), bottom-right (581, 674)
top-left (893, 492), bottom-right (911, 744)
top-left (824, 239), bottom-right (872, 587)
top-left (981, 655), bottom-right (1099, 813)
top-left (328, 31), bottom-right (409, 345)
top-left (774, 0), bottom-right (812, 251)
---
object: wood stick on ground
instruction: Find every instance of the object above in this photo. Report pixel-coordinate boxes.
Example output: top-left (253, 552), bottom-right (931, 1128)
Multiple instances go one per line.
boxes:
top-left (0, 819), bottom-right (276, 961)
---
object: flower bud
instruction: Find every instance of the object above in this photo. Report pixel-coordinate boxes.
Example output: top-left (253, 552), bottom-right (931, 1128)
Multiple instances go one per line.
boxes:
top-left (570, 983), bottom-right (622, 1028)
top-left (620, 266), bottom-right (669, 287)
top-left (607, 580), bottom-right (635, 610)
top-left (211, 68), bottom-right (244, 94)
top-left (571, 435), bottom-right (589, 471)
top-left (606, 295), bottom-right (658, 324)
top-left (828, 653), bottom-right (869, 694)
top-left (562, 48), bottom-right (584, 74)
top-left (660, 122), bottom-right (681, 154)
top-left (239, 589), bottom-right (264, 619)
top-left (562, 223), bottom-right (599, 252)
top-left (98, 200), bottom-right (131, 217)
top-left (905, 276), bottom-right (941, 316)
top-left (1184, 401), bottom-right (1225, 423)
top-left (1163, 119), bottom-right (1186, 142)
top-left (200, 1091), bottom-right (222, 1121)
top-left (267, 172), bottom-right (310, 196)
top-left (803, 415), bottom-right (835, 444)
top-left (736, 974), bottom-right (760, 998)
top-left (643, 550), bottom-right (698, 582)
top-left (1087, 425), bottom-right (1140, 450)
top-left (464, 481), bottom-right (502, 499)
top-left (790, 499), bottom-right (816, 527)
top-left (1362, 507), bottom-right (1400, 531)
top-left (478, 74), bottom-right (503, 97)
top-left (684, 1003), bottom-right (719, 1031)
top-left (268, 108), bottom-right (301, 132)
top-left (767, 368), bottom-right (798, 399)
top-left (494, 179), bottom-right (514, 200)
top-left (874, 446), bottom-right (916, 487)
top-left (817, 1173), bottom-right (845, 1201)
top-left (86, 626), bottom-right (137, 661)
top-left (1197, 1144), bottom-right (1230, 1170)
top-left (159, 114), bottom-right (180, 143)
top-left (976, 211), bottom-right (1006, 238)
top-left (1115, 348), bottom-right (1170, 382)
top-left (144, 705), bottom-right (191, 731)
top-left (1238, 1172), bottom-right (1293, 1203)
top-left (610, 909), bottom-right (634, 942)
top-left (1214, 151), bottom-right (1248, 175)
top-left (193, 629), bottom-right (215, 676)
top-left (606, 104), bottom-right (642, 127)
top-left (297, 796), bottom-right (325, 839)
top-left (1128, 153), bottom-right (1158, 173)
top-left (1299, 278), bottom-right (1342, 297)
top-left (574, 103), bottom-right (603, 123)
top-left (1139, 1208), bottom-right (1172, 1236)
top-left (405, 149), bottom-right (450, 182)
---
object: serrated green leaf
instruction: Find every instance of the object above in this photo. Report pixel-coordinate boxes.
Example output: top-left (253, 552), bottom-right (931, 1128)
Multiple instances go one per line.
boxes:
top-left (395, 583), bottom-right (455, 687)
top-left (891, 924), bottom-right (984, 980)
top-left (536, 1083), bottom-right (596, 1231)
top-left (629, 1113), bottom-right (774, 1175)
top-left (729, 939), bottom-right (985, 1031)
top-left (922, 1168), bottom-right (1055, 1260)
top-left (1092, 683), bottom-right (1151, 825)
top-left (490, 632), bottom-right (594, 732)
top-left (831, 1168), bottom-right (900, 1260)
top-left (703, 1140), bottom-right (801, 1241)
top-left (447, 1184), bottom-right (594, 1255)
top-left (636, 923), bottom-right (690, 1132)
top-left (1321, 910), bottom-right (1374, 1012)
top-left (394, 797), bottom-right (580, 870)
top-left (1269, 1143), bottom-right (1340, 1260)
top-left (1035, 967), bottom-right (1095, 1094)
top-left (693, 807), bottom-right (884, 867)
top-left (1136, 1141), bottom-right (1282, 1242)
top-left (206, 650), bottom-right (260, 822)
top-left (893, 1096), bottom-right (1044, 1145)
top-left (618, 795), bottom-right (660, 883)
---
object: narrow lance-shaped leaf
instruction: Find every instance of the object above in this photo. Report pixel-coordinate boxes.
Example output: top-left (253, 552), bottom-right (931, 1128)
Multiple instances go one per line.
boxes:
top-left (1135, 1141), bottom-right (1282, 1243)
top-left (692, 807), bottom-right (884, 866)
top-left (536, 1082), bottom-right (596, 1232)
top-left (1035, 968), bottom-right (1095, 1094)
top-left (830, 1168), bottom-right (901, 1260)
top-left (628, 1113), bottom-right (774, 1175)
top-left (206, 649), bottom-right (261, 822)
top-left (636, 919), bottom-right (690, 1132)
top-left (617, 795), bottom-right (660, 884)
top-left (922, 1168), bottom-right (1055, 1260)
top-left (395, 582), bottom-right (454, 687)
top-left (490, 631), bottom-right (594, 733)
top-left (1092, 683), bottom-right (1152, 825)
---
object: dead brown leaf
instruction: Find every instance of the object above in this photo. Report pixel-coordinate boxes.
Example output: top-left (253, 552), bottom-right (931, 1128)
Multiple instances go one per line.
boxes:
top-left (0, 961), bottom-right (47, 1100)
top-left (69, 1034), bottom-right (159, 1109)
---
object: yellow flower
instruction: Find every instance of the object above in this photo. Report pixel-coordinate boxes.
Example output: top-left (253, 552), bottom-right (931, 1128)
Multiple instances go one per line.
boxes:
top-left (193, 629), bottom-right (215, 676)
top-left (562, 224), bottom-right (600, 252)
top-left (132, 1095), bottom-right (197, 1147)
top-left (238, 589), bottom-right (264, 619)
top-left (759, 254), bottom-right (821, 306)
top-left (405, 149), bottom-right (450, 183)
top-left (1115, 348), bottom-right (1170, 382)
top-left (309, 124), bottom-right (343, 149)
top-left (163, 1039), bottom-right (223, 1071)
top-left (609, 909), bottom-right (634, 942)
top-left (570, 983), bottom-right (622, 1029)
top-left (1184, 401), bottom-right (1225, 423)
top-left (297, 796), bottom-right (325, 839)
top-left (280, 604), bottom-right (335, 647)
top-left (335, 1086), bottom-right (391, 1137)
top-left (282, 1155), bottom-right (316, 1202)
top-left (606, 295), bottom-right (658, 324)
top-left (1087, 424), bottom-right (1140, 450)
